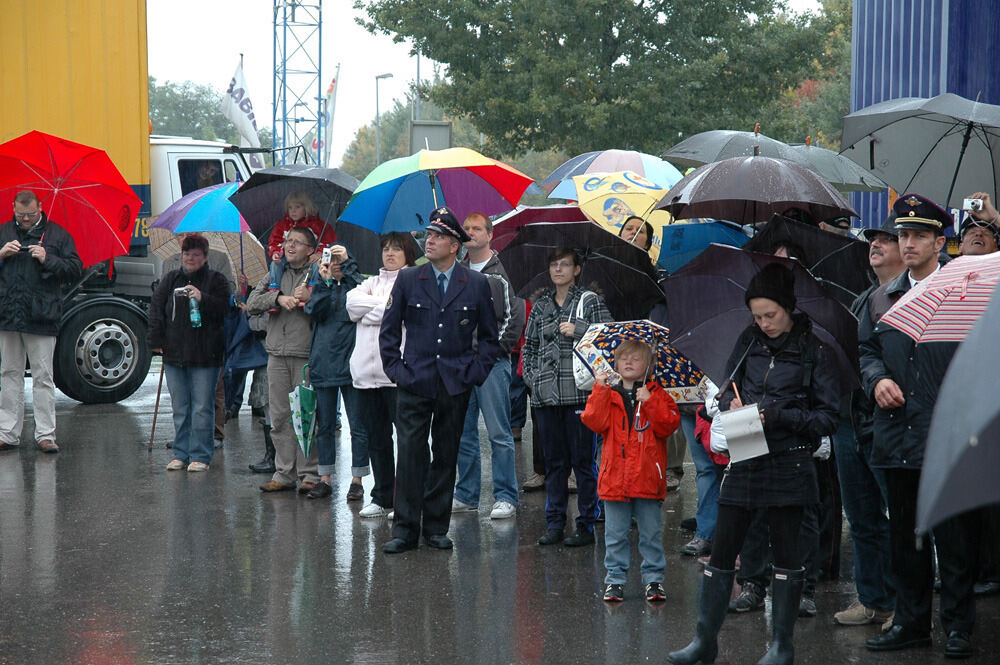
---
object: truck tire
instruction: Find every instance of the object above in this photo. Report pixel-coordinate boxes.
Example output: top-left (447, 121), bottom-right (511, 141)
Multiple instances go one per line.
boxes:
top-left (54, 305), bottom-right (152, 404)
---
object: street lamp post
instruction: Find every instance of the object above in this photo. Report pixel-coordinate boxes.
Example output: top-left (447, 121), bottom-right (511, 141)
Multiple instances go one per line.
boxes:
top-left (375, 72), bottom-right (393, 165)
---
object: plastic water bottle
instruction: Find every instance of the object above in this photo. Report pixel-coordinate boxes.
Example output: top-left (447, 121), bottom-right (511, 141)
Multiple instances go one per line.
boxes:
top-left (189, 296), bottom-right (202, 328)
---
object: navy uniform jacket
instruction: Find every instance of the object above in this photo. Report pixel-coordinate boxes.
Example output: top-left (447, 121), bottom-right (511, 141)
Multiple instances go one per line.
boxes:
top-left (379, 262), bottom-right (500, 398)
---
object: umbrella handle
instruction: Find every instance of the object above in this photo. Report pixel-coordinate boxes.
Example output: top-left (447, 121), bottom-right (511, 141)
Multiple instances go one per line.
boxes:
top-left (429, 170), bottom-right (439, 208)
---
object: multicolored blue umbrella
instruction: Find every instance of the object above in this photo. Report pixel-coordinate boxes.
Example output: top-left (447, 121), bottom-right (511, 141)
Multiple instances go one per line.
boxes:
top-left (542, 149), bottom-right (684, 194)
top-left (573, 319), bottom-right (707, 404)
top-left (338, 147), bottom-right (533, 233)
top-left (151, 182), bottom-right (250, 234)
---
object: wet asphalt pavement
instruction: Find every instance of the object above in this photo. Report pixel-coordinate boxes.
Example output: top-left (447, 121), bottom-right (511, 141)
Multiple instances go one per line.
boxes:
top-left (0, 361), bottom-right (998, 664)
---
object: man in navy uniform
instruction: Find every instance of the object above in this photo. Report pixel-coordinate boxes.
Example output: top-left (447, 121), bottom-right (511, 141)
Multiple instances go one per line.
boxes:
top-left (861, 194), bottom-right (978, 658)
top-left (379, 207), bottom-right (500, 554)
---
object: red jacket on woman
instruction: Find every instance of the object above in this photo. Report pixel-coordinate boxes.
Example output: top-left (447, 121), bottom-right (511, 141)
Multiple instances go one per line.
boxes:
top-left (581, 381), bottom-right (680, 501)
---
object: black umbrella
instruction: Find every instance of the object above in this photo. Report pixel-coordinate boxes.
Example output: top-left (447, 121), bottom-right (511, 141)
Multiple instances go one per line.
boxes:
top-left (497, 221), bottom-right (663, 321)
top-left (229, 164), bottom-right (382, 273)
top-left (663, 244), bottom-right (860, 394)
top-left (841, 92), bottom-right (1000, 210)
top-left (917, 282), bottom-right (1000, 534)
top-left (742, 215), bottom-right (874, 306)
top-left (657, 156), bottom-right (858, 225)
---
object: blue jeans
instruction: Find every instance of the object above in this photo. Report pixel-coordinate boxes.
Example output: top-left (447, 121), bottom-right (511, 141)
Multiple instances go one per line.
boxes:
top-left (603, 498), bottom-right (666, 585)
top-left (455, 357), bottom-right (518, 506)
top-left (164, 364), bottom-right (220, 465)
top-left (682, 413), bottom-right (722, 542)
top-left (534, 404), bottom-right (598, 532)
top-left (833, 416), bottom-right (894, 610)
top-left (316, 384), bottom-right (369, 478)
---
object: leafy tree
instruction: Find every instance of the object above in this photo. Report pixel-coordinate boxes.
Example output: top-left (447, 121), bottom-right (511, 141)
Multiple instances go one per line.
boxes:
top-left (339, 89), bottom-right (568, 189)
top-left (760, 0), bottom-right (851, 149)
top-left (355, 0), bottom-right (829, 156)
top-left (149, 77), bottom-right (272, 154)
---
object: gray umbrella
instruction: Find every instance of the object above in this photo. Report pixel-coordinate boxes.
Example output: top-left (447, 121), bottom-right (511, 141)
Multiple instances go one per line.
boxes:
top-left (662, 129), bottom-right (796, 169)
top-left (917, 282), bottom-right (1000, 534)
top-left (657, 156), bottom-right (858, 225)
top-left (786, 142), bottom-right (887, 193)
top-left (840, 93), bottom-right (1000, 210)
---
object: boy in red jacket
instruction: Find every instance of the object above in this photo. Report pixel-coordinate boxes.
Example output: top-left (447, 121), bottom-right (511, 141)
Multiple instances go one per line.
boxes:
top-left (581, 340), bottom-right (680, 602)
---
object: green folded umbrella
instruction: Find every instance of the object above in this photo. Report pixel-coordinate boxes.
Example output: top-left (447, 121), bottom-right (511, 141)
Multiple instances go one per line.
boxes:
top-left (289, 364), bottom-right (317, 457)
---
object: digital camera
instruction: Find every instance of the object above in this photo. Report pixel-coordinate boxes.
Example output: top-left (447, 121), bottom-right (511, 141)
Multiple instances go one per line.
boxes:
top-left (322, 247), bottom-right (332, 264)
top-left (173, 287), bottom-right (191, 297)
top-left (964, 198), bottom-right (984, 212)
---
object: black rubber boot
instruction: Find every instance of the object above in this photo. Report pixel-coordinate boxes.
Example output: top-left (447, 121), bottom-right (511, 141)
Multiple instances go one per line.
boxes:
top-left (756, 567), bottom-right (805, 665)
top-left (248, 425), bottom-right (276, 474)
top-left (668, 565), bottom-right (736, 665)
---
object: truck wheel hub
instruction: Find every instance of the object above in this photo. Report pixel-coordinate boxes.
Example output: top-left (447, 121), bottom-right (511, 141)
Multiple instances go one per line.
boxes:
top-left (74, 318), bottom-right (137, 387)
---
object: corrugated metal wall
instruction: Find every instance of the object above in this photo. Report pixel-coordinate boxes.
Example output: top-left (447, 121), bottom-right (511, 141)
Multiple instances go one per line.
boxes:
top-left (848, 0), bottom-right (1000, 229)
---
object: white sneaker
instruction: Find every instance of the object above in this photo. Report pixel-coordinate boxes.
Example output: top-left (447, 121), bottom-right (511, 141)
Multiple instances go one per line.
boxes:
top-left (451, 498), bottom-right (478, 513)
top-left (490, 501), bottom-right (516, 519)
top-left (359, 502), bottom-right (389, 518)
top-left (187, 461), bottom-right (209, 472)
top-left (387, 509), bottom-right (395, 520)
top-left (166, 459), bottom-right (186, 471)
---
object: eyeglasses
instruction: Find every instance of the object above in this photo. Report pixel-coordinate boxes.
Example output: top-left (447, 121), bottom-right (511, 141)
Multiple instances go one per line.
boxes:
top-left (549, 261), bottom-right (574, 269)
top-left (284, 238), bottom-right (314, 248)
top-left (14, 211), bottom-right (40, 221)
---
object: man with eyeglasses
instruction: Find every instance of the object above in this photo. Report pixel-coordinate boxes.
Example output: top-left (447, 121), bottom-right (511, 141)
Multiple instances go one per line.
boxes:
top-left (0, 190), bottom-right (82, 454)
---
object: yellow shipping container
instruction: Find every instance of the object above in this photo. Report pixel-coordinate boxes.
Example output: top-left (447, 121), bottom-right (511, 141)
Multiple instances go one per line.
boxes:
top-left (0, 0), bottom-right (151, 213)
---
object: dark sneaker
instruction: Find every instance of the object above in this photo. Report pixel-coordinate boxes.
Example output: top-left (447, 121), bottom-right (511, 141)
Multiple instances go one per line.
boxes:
top-left (537, 528), bottom-right (564, 546)
top-left (678, 537), bottom-right (712, 557)
top-left (307, 481), bottom-right (333, 499)
top-left (603, 584), bottom-right (624, 602)
top-left (645, 582), bottom-right (666, 602)
top-left (729, 581), bottom-right (766, 613)
top-left (346, 482), bottom-right (364, 501)
top-left (564, 530), bottom-right (595, 547)
top-left (799, 594), bottom-right (817, 617)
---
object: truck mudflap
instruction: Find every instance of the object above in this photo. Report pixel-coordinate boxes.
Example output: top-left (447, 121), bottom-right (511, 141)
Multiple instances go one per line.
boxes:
top-left (53, 295), bottom-right (152, 404)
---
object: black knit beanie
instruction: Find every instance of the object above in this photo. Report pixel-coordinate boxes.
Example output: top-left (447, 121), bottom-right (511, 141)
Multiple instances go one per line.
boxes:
top-left (745, 263), bottom-right (796, 313)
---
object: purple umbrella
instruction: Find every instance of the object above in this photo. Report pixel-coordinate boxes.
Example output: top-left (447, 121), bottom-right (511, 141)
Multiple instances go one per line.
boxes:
top-left (490, 204), bottom-right (589, 252)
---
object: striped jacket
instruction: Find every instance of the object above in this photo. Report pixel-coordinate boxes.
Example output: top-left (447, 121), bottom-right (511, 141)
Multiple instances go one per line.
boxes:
top-left (523, 285), bottom-right (612, 406)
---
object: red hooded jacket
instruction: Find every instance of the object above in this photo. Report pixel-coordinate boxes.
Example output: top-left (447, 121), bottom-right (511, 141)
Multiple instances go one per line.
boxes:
top-left (581, 381), bottom-right (680, 501)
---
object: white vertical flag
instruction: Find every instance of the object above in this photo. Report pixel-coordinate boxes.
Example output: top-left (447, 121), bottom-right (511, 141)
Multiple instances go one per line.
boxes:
top-left (322, 64), bottom-right (340, 167)
top-left (223, 62), bottom-right (264, 168)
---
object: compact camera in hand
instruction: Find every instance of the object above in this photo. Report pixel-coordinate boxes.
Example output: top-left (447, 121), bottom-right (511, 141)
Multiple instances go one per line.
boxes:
top-left (964, 198), bottom-right (984, 212)
top-left (322, 247), bottom-right (332, 264)
top-left (173, 287), bottom-right (191, 297)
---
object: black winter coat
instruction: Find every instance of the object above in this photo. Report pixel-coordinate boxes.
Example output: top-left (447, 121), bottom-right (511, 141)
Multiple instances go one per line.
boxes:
top-left (148, 265), bottom-right (231, 367)
top-left (718, 313), bottom-right (840, 455)
top-left (0, 215), bottom-right (83, 336)
top-left (304, 250), bottom-right (362, 387)
top-left (858, 270), bottom-right (957, 469)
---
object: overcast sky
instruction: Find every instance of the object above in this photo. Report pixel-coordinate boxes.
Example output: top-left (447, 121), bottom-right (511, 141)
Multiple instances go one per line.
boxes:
top-left (147, 0), bottom-right (820, 167)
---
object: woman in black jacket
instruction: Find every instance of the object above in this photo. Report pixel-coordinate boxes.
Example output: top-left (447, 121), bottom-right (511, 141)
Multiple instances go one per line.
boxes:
top-left (148, 234), bottom-right (231, 472)
top-left (669, 264), bottom-right (840, 665)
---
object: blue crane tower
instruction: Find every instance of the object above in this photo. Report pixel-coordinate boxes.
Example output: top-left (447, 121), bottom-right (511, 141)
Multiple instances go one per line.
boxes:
top-left (272, 0), bottom-right (323, 165)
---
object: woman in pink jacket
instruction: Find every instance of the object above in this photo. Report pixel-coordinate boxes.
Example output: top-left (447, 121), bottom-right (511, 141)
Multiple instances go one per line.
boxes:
top-left (346, 232), bottom-right (418, 518)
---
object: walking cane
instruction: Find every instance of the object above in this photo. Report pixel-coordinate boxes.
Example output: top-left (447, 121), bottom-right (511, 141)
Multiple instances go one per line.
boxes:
top-left (148, 362), bottom-right (165, 451)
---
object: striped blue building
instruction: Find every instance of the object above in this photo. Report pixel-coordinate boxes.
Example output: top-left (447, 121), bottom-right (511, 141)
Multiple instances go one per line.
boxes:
top-left (849, 0), bottom-right (1000, 229)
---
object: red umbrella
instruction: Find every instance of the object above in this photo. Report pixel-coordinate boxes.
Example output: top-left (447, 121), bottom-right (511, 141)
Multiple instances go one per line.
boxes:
top-left (0, 131), bottom-right (141, 267)
top-left (490, 204), bottom-right (589, 252)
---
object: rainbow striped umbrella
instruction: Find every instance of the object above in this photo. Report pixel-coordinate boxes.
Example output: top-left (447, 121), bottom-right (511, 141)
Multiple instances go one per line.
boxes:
top-left (880, 252), bottom-right (1000, 343)
top-left (339, 147), bottom-right (533, 233)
